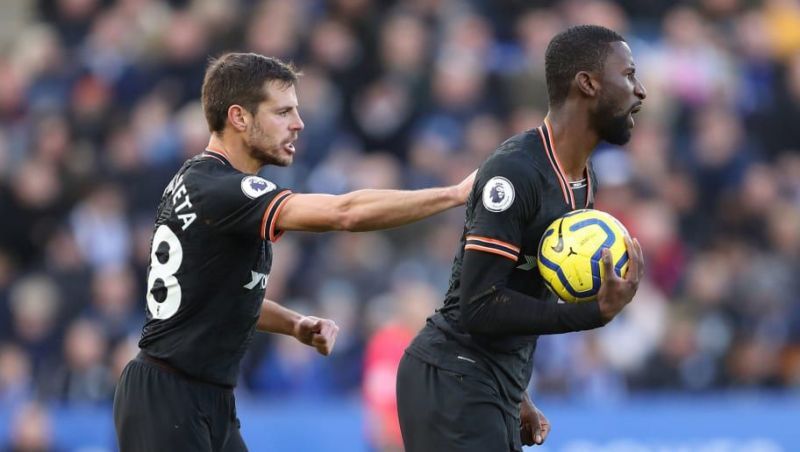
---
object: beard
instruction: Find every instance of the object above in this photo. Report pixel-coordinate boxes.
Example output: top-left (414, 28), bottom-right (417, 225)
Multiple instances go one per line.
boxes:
top-left (247, 121), bottom-right (292, 167)
top-left (591, 97), bottom-right (632, 146)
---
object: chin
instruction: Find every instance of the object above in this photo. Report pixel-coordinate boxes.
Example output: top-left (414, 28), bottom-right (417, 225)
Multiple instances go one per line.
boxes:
top-left (262, 157), bottom-right (291, 167)
top-left (255, 149), bottom-right (292, 167)
top-left (603, 129), bottom-right (632, 146)
top-left (597, 114), bottom-right (633, 145)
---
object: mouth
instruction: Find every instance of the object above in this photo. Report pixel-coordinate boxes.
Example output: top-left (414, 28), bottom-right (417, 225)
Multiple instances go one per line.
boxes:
top-left (628, 103), bottom-right (642, 128)
top-left (282, 140), bottom-right (296, 155)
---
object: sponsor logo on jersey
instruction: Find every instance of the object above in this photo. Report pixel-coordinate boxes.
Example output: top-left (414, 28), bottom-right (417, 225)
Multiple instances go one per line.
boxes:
top-left (482, 176), bottom-right (515, 212)
top-left (244, 271), bottom-right (269, 290)
top-left (241, 176), bottom-right (276, 199)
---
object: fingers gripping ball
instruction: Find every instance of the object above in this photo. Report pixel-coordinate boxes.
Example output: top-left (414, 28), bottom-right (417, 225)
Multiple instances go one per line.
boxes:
top-left (537, 209), bottom-right (630, 303)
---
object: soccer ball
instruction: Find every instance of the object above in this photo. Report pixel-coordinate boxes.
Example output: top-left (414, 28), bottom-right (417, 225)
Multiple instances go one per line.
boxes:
top-left (537, 209), bottom-right (630, 303)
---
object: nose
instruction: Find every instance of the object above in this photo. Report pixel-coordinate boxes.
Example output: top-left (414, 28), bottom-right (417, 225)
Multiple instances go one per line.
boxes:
top-left (635, 79), bottom-right (647, 100)
top-left (292, 112), bottom-right (305, 131)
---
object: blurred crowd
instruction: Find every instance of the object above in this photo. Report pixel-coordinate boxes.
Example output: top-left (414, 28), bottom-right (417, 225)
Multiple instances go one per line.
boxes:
top-left (1, 0), bottom-right (800, 449)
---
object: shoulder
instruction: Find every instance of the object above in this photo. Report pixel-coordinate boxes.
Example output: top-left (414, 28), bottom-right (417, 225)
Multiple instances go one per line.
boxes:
top-left (502, 128), bottom-right (542, 148)
top-left (183, 155), bottom-right (238, 180)
top-left (182, 157), bottom-right (280, 204)
top-left (183, 156), bottom-right (274, 192)
top-left (485, 129), bottom-right (551, 174)
top-left (476, 131), bottom-right (547, 211)
top-left (480, 130), bottom-right (549, 188)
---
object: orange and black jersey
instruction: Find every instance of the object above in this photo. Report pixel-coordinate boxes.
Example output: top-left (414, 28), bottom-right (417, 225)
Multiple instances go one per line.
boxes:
top-left (406, 121), bottom-right (606, 404)
top-left (138, 148), bottom-right (292, 387)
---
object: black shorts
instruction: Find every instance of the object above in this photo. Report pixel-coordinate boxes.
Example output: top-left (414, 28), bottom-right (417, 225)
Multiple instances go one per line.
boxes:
top-left (396, 352), bottom-right (522, 452)
top-left (113, 353), bottom-right (247, 452)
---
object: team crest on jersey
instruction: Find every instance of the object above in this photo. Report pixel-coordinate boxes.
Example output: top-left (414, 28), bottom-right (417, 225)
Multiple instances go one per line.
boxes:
top-left (482, 176), bottom-right (514, 212)
top-left (241, 176), bottom-right (276, 199)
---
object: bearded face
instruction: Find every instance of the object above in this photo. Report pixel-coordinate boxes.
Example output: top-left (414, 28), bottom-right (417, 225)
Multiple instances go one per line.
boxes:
top-left (243, 82), bottom-right (303, 168)
top-left (591, 90), bottom-right (633, 146)
top-left (246, 117), bottom-right (295, 167)
top-left (589, 41), bottom-right (645, 146)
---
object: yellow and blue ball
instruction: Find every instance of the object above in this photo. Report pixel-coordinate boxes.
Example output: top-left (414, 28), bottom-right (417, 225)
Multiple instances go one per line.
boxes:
top-left (537, 209), bottom-right (630, 303)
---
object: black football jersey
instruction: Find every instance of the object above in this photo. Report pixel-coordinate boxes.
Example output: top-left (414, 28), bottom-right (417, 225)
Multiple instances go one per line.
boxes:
top-left (138, 148), bottom-right (293, 387)
top-left (407, 122), bottom-right (597, 398)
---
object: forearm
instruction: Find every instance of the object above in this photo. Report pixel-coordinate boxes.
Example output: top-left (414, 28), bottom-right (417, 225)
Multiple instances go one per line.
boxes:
top-left (338, 186), bottom-right (462, 232)
top-left (256, 299), bottom-right (303, 335)
top-left (462, 285), bottom-right (604, 335)
top-left (460, 250), bottom-right (604, 335)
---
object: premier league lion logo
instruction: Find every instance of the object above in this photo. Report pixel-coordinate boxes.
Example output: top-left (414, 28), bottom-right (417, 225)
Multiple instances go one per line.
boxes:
top-left (482, 176), bottom-right (514, 212)
top-left (241, 176), bottom-right (276, 199)
top-left (490, 182), bottom-right (506, 203)
top-left (249, 179), bottom-right (269, 192)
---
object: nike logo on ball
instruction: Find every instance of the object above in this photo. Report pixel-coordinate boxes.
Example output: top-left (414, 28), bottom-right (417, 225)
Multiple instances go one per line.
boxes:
top-left (550, 219), bottom-right (565, 253)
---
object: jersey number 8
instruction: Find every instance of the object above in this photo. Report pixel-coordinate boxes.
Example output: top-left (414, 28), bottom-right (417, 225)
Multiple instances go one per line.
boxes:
top-left (146, 225), bottom-right (184, 319)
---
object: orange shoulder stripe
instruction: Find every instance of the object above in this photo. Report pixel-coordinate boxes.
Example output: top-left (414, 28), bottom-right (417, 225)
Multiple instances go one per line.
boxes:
top-left (465, 235), bottom-right (521, 253)
top-left (465, 244), bottom-right (518, 261)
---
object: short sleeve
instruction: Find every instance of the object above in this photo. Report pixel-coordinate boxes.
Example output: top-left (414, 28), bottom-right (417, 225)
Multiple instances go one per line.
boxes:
top-left (188, 168), bottom-right (293, 242)
top-left (465, 156), bottom-right (537, 262)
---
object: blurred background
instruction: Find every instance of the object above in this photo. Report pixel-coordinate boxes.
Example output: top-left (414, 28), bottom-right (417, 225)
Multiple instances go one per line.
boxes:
top-left (0, 0), bottom-right (799, 450)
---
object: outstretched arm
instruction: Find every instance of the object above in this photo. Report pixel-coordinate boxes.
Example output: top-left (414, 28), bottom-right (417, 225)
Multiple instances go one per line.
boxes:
top-left (275, 170), bottom-right (475, 232)
top-left (256, 299), bottom-right (339, 356)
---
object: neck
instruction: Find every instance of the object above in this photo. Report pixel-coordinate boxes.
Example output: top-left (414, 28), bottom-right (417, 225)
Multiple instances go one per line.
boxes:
top-left (207, 133), bottom-right (261, 174)
top-left (544, 102), bottom-right (600, 181)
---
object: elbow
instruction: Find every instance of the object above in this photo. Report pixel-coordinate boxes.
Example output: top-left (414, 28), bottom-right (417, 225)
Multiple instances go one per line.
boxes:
top-left (459, 286), bottom-right (501, 335)
top-left (460, 314), bottom-right (485, 335)
top-left (339, 211), bottom-right (362, 231)
top-left (328, 195), bottom-right (359, 231)
top-left (459, 300), bottom-right (493, 335)
top-left (330, 211), bottom-right (353, 231)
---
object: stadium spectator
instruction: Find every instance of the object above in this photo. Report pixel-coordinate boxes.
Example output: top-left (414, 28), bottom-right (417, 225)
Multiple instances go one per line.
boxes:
top-left (0, 0), bottom-right (799, 449)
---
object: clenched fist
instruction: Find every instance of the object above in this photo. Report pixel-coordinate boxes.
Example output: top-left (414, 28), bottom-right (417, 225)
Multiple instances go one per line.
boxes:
top-left (293, 316), bottom-right (339, 356)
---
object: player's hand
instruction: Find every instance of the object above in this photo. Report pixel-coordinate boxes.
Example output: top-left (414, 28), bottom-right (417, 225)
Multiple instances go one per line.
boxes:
top-left (597, 236), bottom-right (644, 324)
top-left (293, 316), bottom-right (339, 356)
top-left (454, 169), bottom-right (477, 204)
top-left (520, 396), bottom-right (550, 446)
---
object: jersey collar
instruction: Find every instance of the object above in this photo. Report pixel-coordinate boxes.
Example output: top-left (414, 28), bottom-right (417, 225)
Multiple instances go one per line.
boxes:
top-left (203, 146), bottom-right (231, 166)
top-left (537, 118), bottom-right (593, 209)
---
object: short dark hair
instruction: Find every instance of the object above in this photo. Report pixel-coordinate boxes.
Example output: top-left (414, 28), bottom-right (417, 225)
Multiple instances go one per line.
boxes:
top-left (201, 53), bottom-right (300, 133)
top-left (544, 25), bottom-right (625, 107)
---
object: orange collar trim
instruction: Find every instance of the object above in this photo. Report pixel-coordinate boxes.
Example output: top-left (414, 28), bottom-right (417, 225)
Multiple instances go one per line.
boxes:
top-left (540, 118), bottom-right (592, 209)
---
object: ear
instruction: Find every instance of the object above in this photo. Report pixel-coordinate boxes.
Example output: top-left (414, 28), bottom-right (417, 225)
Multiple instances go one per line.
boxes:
top-left (575, 71), bottom-right (600, 98)
top-left (227, 105), bottom-right (249, 132)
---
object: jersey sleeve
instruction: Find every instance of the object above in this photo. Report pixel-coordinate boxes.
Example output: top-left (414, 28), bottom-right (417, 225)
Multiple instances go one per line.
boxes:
top-left (188, 167), bottom-right (293, 241)
top-left (465, 156), bottom-right (538, 262)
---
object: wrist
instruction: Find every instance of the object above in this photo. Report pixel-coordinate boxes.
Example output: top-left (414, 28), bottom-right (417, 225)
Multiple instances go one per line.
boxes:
top-left (596, 298), bottom-right (614, 324)
top-left (557, 301), bottom-right (605, 331)
top-left (291, 315), bottom-right (306, 338)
